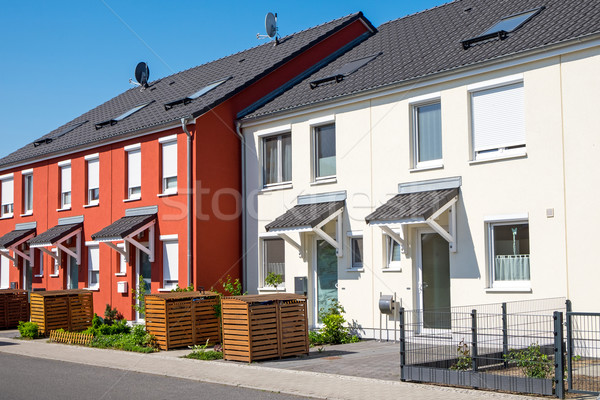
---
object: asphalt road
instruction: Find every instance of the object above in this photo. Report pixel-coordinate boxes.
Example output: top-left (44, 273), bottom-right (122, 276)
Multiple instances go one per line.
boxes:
top-left (0, 352), bottom-right (311, 400)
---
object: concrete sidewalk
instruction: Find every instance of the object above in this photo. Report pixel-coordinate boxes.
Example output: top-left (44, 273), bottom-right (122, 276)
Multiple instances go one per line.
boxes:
top-left (0, 334), bottom-right (544, 400)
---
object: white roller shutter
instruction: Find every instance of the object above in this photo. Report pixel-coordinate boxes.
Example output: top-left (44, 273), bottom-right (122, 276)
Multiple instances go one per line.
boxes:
top-left (1, 178), bottom-right (13, 206)
top-left (471, 82), bottom-right (525, 152)
top-left (61, 165), bottom-right (71, 193)
top-left (88, 158), bottom-right (99, 190)
top-left (162, 141), bottom-right (177, 179)
top-left (162, 240), bottom-right (179, 288)
top-left (128, 150), bottom-right (141, 188)
top-left (0, 255), bottom-right (9, 289)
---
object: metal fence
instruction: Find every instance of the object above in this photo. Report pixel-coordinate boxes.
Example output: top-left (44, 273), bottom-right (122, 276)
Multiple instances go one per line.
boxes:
top-left (399, 307), bottom-right (562, 396)
top-left (566, 311), bottom-right (600, 395)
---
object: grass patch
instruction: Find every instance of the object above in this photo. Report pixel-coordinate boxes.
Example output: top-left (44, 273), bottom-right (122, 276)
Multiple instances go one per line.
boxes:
top-left (183, 340), bottom-right (223, 360)
top-left (89, 324), bottom-right (157, 353)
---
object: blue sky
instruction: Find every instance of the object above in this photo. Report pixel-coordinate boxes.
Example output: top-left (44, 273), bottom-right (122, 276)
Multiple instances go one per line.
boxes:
top-left (0, 1), bottom-right (447, 158)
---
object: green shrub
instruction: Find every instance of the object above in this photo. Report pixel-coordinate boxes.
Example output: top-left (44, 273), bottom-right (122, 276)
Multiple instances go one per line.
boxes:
top-left (264, 272), bottom-right (282, 289)
top-left (90, 324), bottom-right (156, 353)
top-left (185, 340), bottom-right (223, 361)
top-left (309, 301), bottom-right (360, 345)
top-left (103, 304), bottom-right (123, 325)
top-left (172, 284), bottom-right (195, 292)
top-left (18, 321), bottom-right (39, 339)
top-left (450, 339), bottom-right (472, 371)
top-left (505, 343), bottom-right (553, 378)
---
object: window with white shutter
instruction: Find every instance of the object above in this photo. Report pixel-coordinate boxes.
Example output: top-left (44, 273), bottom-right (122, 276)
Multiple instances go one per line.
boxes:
top-left (0, 255), bottom-right (9, 289)
top-left (88, 245), bottom-right (100, 290)
top-left (60, 164), bottom-right (71, 208)
top-left (161, 140), bottom-right (177, 194)
top-left (162, 240), bottom-right (179, 289)
top-left (127, 148), bottom-right (141, 199)
top-left (87, 157), bottom-right (99, 205)
top-left (471, 81), bottom-right (525, 160)
top-left (1, 176), bottom-right (14, 217)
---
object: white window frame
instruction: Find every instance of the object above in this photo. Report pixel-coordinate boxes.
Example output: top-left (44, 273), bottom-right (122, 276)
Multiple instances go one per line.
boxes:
top-left (469, 75), bottom-right (526, 161)
top-left (261, 237), bottom-right (285, 288)
top-left (384, 234), bottom-right (402, 270)
top-left (347, 231), bottom-right (365, 271)
top-left (34, 250), bottom-right (43, 278)
top-left (161, 238), bottom-right (179, 290)
top-left (311, 119), bottom-right (336, 182)
top-left (87, 245), bottom-right (100, 290)
top-left (411, 97), bottom-right (443, 169)
top-left (160, 137), bottom-right (178, 195)
top-left (0, 174), bottom-right (14, 218)
top-left (22, 170), bottom-right (33, 215)
top-left (486, 217), bottom-right (530, 290)
top-left (261, 132), bottom-right (292, 188)
top-left (0, 254), bottom-right (9, 289)
top-left (50, 248), bottom-right (59, 277)
top-left (59, 162), bottom-right (71, 209)
top-left (115, 242), bottom-right (127, 276)
top-left (125, 145), bottom-right (141, 200)
top-left (85, 154), bottom-right (100, 206)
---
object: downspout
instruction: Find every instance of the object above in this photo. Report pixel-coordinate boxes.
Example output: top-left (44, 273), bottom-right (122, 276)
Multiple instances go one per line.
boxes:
top-left (235, 121), bottom-right (247, 292)
top-left (181, 117), bottom-right (193, 288)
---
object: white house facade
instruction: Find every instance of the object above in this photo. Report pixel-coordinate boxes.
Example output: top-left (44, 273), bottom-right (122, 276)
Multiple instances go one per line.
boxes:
top-left (240, 0), bottom-right (600, 337)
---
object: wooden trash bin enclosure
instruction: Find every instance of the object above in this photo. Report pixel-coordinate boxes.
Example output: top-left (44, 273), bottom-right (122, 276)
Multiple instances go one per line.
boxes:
top-left (0, 289), bottom-right (29, 329)
top-left (30, 290), bottom-right (94, 335)
top-left (145, 291), bottom-right (221, 350)
top-left (221, 293), bottom-right (309, 363)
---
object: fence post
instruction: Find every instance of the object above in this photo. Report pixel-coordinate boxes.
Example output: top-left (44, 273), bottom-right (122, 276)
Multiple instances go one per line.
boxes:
top-left (471, 309), bottom-right (478, 372)
top-left (565, 299), bottom-right (572, 313)
top-left (399, 307), bottom-right (406, 381)
top-left (502, 302), bottom-right (508, 368)
top-left (554, 311), bottom-right (565, 399)
top-left (565, 311), bottom-right (573, 392)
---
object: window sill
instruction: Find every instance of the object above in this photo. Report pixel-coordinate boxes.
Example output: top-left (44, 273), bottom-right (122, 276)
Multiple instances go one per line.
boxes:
top-left (115, 273), bottom-right (127, 277)
top-left (469, 151), bottom-right (527, 165)
top-left (158, 288), bottom-right (174, 292)
top-left (345, 268), bottom-right (364, 272)
top-left (56, 207), bottom-right (71, 212)
top-left (409, 163), bottom-right (444, 173)
top-left (84, 203), bottom-right (99, 208)
top-left (83, 287), bottom-right (100, 292)
top-left (123, 197), bottom-right (141, 203)
top-left (311, 177), bottom-right (337, 186)
top-left (0, 214), bottom-right (14, 220)
top-left (260, 183), bottom-right (293, 193)
top-left (34, 274), bottom-right (43, 278)
top-left (20, 212), bottom-right (33, 217)
top-left (50, 274), bottom-right (59, 278)
top-left (485, 287), bottom-right (532, 293)
top-left (257, 286), bottom-right (286, 292)
top-left (382, 268), bottom-right (402, 273)
top-left (157, 192), bottom-right (178, 198)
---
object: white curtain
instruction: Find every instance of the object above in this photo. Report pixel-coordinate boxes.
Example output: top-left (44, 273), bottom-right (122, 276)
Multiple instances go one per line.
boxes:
top-left (495, 254), bottom-right (530, 280)
top-left (282, 134), bottom-right (292, 182)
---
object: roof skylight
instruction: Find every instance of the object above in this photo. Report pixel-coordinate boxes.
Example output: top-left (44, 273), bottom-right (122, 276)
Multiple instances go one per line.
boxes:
top-left (462, 7), bottom-right (544, 49)
top-left (310, 53), bottom-right (381, 89)
top-left (33, 120), bottom-right (88, 147)
top-left (95, 101), bottom-right (153, 130)
top-left (164, 77), bottom-right (230, 110)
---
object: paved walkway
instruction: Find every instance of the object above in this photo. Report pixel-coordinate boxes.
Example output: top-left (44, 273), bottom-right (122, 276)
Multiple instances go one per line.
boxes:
top-left (0, 331), bottom-right (553, 400)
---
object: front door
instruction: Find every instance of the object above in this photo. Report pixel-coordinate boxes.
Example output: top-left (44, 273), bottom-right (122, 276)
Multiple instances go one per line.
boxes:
top-left (23, 260), bottom-right (32, 292)
top-left (314, 239), bottom-right (338, 324)
top-left (418, 231), bottom-right (451, 330)
top-left (67, 255), bottom-right (78, 289)
top-left (136, 249), bottom-right (152, 322)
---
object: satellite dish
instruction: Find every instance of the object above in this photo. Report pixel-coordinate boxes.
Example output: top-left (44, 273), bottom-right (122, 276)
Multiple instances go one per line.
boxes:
top-left (265, 12), bottom-right (277, 38)
top-left (134, 62), bottom-right (150, 88)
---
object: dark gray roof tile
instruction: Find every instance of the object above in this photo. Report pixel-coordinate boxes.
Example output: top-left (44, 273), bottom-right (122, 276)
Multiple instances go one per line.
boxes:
top-left (91, 214), bottom-right (156, 240)
top-left (29, 223), bottom-right (82, 247)
top-left (365, 189), bottom-right (458, 223)
top-left (0, 228), bottom-right (36, 249)
top-left (266, 201), bottom-right (344, 231)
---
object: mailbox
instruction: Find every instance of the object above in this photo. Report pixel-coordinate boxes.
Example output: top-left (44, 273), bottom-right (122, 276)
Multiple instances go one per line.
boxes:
top-left (379, 294), bottom-right (395, 315)
top-left (294, 276), bottom-right (307, 296)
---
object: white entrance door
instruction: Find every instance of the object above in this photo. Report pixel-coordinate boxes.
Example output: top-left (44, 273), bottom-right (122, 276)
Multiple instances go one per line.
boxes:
top-left (66, 255), bottom-right (78, 289)
top-left (0, 255), bottom-right (9, 289)
top-left (136, 248), bottom-right (152, 322)
top-left (416, 229), bottom-right (451, 331)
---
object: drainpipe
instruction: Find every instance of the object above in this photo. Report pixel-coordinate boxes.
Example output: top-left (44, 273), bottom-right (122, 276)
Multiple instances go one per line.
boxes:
top-left (181, 117), bottom-right (193, 288)
top-left (235, 121), bottom-right (247, 292)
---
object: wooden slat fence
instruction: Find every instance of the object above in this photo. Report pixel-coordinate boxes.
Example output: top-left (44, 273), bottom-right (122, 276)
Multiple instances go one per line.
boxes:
top-left (222, 294), bottom-right (308, 363)
top-left (0, 289), bottom-right (29, 329)
top-left (49, 330), bottom-right (93, 345)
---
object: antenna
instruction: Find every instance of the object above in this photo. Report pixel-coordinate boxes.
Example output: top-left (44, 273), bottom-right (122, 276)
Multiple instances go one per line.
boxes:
top-left (129, 62), bottom-right (150, 89)
top-left (257, 12), bottom-right (279, 45)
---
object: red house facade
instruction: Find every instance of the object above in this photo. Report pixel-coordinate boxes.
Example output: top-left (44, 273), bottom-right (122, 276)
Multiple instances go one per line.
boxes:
top-left (0, 13), bottom-right (374, 320)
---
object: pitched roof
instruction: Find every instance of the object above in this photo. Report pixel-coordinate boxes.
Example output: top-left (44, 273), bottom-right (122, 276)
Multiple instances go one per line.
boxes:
top-left (91, 214), bottom-right (156, 241)
top-left (0, 13), bottom-right (372, 170)
top-left (242, 0), bottom-right (600, 120)
top-left (29, 223), bottom-right (82, 247)
top-left (0, 228), bottom-right (36, 249)
top-left (265, 201), bottom-right (344, 231)
top-left (365, 188), bottom-right (458, 223)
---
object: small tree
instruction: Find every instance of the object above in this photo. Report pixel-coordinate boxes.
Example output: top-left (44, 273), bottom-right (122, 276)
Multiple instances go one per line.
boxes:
top-left (264, 272), bottom-right (283, 291)
top-left (132, 276), bottom-right (147, 317)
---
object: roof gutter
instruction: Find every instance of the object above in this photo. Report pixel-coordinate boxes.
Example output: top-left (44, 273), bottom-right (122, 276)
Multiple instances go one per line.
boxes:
top-left (181, 117), bottom-right (194, 289)
top-left (235, 121), bottom-right (247, 292)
